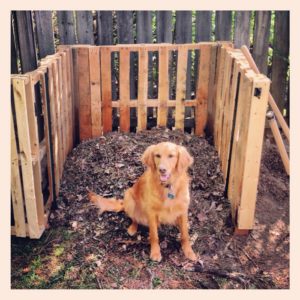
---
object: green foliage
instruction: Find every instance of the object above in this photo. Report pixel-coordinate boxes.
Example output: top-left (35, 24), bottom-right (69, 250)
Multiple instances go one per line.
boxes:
top-left (152, 276), bottom-right (162, 288)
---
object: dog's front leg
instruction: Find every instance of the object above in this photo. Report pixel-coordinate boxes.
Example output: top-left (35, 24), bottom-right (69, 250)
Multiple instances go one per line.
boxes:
top-left (148, 214), bottom-right (162, 262)
top-left (178, 213), bottom-right (197, 261)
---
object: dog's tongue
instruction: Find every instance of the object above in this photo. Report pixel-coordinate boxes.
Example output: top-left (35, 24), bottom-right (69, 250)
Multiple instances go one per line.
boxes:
top-left (160, 174), bottom-right (170, 182)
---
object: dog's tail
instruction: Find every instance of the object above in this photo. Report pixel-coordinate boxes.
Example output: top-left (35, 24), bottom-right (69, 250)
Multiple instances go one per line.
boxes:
top-left (88, 191), bottom-right (124, 214)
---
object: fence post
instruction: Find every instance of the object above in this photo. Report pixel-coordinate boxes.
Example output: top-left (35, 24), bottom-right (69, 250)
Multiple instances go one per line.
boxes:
top-left (234, 11), bottom-right (251, 48)
top-left (271, 11), bottom-right (289, 115)
top-left (57, 11), bottom-right (76, 45)
top-left (215, 11), bottom-right (232, 41)
top-left (14, 11), bottom-right (37, 73)
top-left (35, 11), bottom-right (55, 59)
top-left (252, 11), bottom-right (271, 75)
top-left (75, 11), bottom-right (94, 44)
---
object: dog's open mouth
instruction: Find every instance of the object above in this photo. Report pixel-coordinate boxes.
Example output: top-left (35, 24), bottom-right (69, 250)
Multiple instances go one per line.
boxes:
top-left (160, 173), bottom-right (170, 182)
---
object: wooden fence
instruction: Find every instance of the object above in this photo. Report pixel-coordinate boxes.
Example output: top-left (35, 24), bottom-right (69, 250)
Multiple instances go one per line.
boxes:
top-left (11, 10), bottom-right (289, 122)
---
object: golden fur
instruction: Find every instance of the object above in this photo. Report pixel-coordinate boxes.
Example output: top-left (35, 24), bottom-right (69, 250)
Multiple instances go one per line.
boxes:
top-left (88, 142), bottom-right (197, 262)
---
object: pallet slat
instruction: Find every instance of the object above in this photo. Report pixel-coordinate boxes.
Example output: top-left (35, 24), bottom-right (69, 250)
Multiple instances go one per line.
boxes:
top-left (38, 70), bottom-right (54, 213)
top-left (12, 77), bottom-right (43, 239)
top-left (137, 48), bottom-right (148, 131)
top-left (227, 70), bottom-right (253, 220)
top-left (119, 48), bottom-right (130, 132)
top-left (100, 47), bottom-right (113, 133)
top-left (195, 45), bottom-right (211, 136)
top-left (11, 109), bottom-right (26, 237)
top-left (214, 46), bottom-right (227, 150)
top-left (221, 53), bottom-right (239, 182)
top-left (41, 59), bottom-right (60, 196)
top-left (27, 74), bottom-right (44, 227)
top-left (77, 47), bottom-right (92, 140)
top-left (175, 47), bottom-right (188, 130)
top-left (89, 47), bottom-right (102, 137)
top-left (157, 46), bottom-right (169, 127)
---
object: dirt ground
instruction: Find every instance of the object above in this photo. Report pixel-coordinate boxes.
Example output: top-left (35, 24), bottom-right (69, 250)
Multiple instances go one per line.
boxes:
top-left (11, 128), bottom-right (289, 289)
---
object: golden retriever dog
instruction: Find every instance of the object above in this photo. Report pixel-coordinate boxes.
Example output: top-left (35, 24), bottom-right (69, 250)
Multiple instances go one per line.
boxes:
top-left (88, 142), bottom-right (197, 262)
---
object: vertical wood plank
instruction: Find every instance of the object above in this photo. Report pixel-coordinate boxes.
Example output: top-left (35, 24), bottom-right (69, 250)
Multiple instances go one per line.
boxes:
top-left (34, 11), bottom-right (55, 59)
top-left (175, 11), bottom-right (192, 98)
top-left (156, 11), bottom-right (172, 124)
top-left (59, 52), bottom-right (69, 158)
top-left (77, 47), bottom-right (92, 140)
top-left (217, 49), bottom-right (233, 154)
top-left (64, 48), bottom-right (73, 152)
top-left (100, 48), bottom-right (113, 133)
top-left (38, 70), bottom-right (54, 210)
top-left (252, 11), bottom-right (271, 75)
top-left (175, 46), bottom-right (188, 130)
top-left (53, 56), bottom-right (64, 178)
top-left (271, 11), bottom-right (289, 113)
top-left (57, 11), bottom-right (76, 45)
top-left (72, 48), bottom-right (80, 144)
top-left (117, 11), bottom-right (135, 101)
top-left (11, 14), bottom-right (18, 74)
top-left (234, 11), bottom-right (251, 48)
top-left (195, 11), bottom-right (212, 42)
top-left (227, 70), bottom-right (253, 220)
top-left (14, 11), bottom-right (37, 72)
top-left (56, 55), bottom-right (66, 163)
top-left (195, 45), bottom-right (211, 136)
top-left (157, 46), bottom-right (169, 127)
top-left (119, 48), bottom-right (130, 132)
top-left (215, 11), bottom-right (232, 41)
top-left (156, 11), bottom-right (173, 43)
top-left (137, 48), bottom-right (148, 131)
top-left (75, 11), bottom-right (94, 44)
top-left (220, 53), bottom-right (239, 182)
top-left (12, 77), bottom-right (41, 238)
top-left (67, 48), bottom-right (75, 150)
top-left (137, 11), bottom-right (152, 43)
top-left (238, 76), bottom-right (270, 229)
top-left (11, 109), bottom-right (26, 237)
top-left (89, 47), bottom-right (102, 137)
top-left (213, 46), bottom-right (227, 149)
top-left (117, 11), bottom-right (134, 44)
top-left (206, 44), bottom-right (218, 135)
top-left (27, 75), bottom-right (45, 226)
top-left (137, 11), bottom-right (153, 99)
top-left (96, 11), bottom-right (113, 45)
top-left (40, 59), bottom-right (60, 196)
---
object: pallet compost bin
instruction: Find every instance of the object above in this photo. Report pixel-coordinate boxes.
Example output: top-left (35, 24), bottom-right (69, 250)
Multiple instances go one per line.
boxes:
top-left (10, 42), bottom-right (270, 238)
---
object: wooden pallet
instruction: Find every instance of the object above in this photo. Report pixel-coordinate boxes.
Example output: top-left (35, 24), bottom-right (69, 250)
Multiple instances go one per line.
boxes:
top-left (70, 42), bottom-right (231, 138)
top-left (11, 47), bottom-right (74, 238)
top-left (212, 45), bottom-right (270, 230)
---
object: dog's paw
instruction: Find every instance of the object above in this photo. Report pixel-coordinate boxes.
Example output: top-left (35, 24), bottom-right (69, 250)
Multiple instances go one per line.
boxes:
top-left (183, 248), bottom-right (197, 261)
top-left (150, 250), bottom-right (162, 262)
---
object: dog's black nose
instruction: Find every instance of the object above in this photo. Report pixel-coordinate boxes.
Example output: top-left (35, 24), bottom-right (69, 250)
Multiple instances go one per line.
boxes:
top-left (159, 167), bottom-right (167, 174)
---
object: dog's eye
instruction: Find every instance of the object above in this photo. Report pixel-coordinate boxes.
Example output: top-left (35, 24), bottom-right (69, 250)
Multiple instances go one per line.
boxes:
top-left (168, 154), bottom-right (174, 158)
top-left (155, 154), bottom-right (161, 158)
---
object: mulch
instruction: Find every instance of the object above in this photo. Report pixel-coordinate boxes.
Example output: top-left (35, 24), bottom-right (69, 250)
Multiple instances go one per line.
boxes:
top-left (11, 128), bottom-right (289, 289)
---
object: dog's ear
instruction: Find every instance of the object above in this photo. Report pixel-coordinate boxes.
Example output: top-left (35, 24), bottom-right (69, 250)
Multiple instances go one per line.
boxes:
top-left (141, 145), bottom-right (156, 170)
top-left (176, 146), bottom-right (193, 172)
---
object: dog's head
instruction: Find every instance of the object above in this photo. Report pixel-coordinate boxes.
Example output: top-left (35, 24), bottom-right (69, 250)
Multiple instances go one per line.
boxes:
top-left (141, 142), bottom-right (193, 183)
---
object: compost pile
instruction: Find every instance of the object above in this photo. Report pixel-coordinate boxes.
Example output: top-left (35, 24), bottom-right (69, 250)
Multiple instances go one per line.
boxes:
top-left (11, 128), bottom-right (289, 289)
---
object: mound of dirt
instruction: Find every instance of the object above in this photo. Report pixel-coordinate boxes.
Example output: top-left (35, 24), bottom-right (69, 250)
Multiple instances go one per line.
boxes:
top-left (11, 128), bottom-right (289, 289)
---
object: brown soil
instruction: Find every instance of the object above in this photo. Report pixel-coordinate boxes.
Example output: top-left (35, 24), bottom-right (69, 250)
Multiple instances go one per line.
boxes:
top-left (11, 128), bottom-right (289, 289)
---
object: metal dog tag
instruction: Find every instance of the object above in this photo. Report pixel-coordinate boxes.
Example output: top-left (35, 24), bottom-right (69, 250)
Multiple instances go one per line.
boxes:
top-left (167, 192), bottom-right (175, 199)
